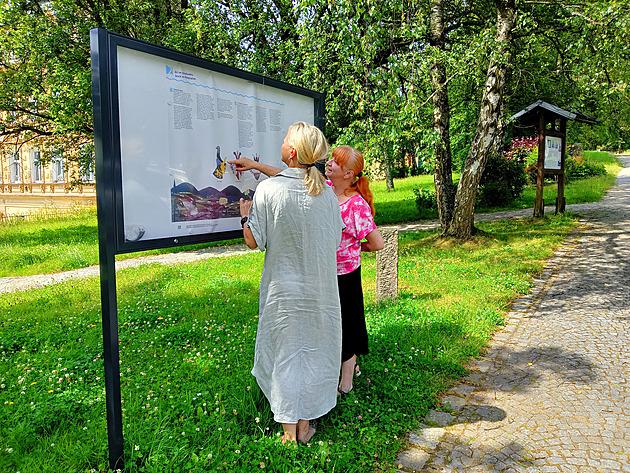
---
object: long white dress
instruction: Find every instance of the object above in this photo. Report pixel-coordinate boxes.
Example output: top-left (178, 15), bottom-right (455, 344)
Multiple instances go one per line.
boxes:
top-left (247, 168), bottom-right (344, 423)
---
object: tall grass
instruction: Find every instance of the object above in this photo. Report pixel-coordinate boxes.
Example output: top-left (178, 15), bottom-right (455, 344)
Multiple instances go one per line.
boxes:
top-left (0, 214), bottom-right (578, 472)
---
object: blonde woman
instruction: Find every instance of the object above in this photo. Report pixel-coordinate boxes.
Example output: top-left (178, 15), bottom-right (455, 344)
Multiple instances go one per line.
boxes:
top-left (236, 122), bottom-right (343, 444)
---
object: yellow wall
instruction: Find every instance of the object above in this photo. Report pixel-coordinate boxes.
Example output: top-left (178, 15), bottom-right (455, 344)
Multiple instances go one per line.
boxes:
top-left (0, 144), bottom-right (95, 218)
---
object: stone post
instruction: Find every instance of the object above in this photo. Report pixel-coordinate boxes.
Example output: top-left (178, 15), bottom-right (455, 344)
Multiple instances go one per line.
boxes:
top-left (376, 226), bottom-right (398, 302)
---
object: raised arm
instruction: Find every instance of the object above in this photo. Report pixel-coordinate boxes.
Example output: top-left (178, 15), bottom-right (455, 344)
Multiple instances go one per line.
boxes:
top-left (228, 157), bottom-right (282, 177)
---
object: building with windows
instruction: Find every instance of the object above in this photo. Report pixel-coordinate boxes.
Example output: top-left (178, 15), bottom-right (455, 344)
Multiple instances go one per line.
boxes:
top-left (0, 141), bottom-right (95, 219)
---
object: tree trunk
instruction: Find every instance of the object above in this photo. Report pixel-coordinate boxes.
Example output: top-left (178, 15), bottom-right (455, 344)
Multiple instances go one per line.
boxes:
top-left (384, 151), bottom-right (395, 191)
top-left (446, 0), bottom-right (517, 239)
top-left (429, 0), bottom-right (455, 233)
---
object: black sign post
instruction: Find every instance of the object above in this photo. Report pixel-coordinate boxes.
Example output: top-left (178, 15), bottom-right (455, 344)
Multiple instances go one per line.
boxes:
top-left (90, 28), bottom-right (125, 469)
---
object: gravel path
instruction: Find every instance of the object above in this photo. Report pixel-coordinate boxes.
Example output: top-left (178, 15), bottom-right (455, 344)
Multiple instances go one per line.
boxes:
top-left (397, 155), bottom-right (630, 472)
top-left (0, 201), bottom-right (602, 295)
top-left (0, 243), bottom-right (255, 294)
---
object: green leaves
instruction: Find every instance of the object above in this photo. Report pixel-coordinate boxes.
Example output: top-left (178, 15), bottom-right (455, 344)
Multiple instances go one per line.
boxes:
top-left (1, 0), bottom-right (628, 176)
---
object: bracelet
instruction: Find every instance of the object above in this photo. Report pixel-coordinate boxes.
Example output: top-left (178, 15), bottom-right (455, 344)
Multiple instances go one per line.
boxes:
top-left (240, 216), bottom-right (248, 227)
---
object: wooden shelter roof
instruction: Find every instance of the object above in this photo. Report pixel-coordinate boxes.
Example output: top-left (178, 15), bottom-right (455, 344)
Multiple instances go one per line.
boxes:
top-left (509, 100), bottom-right (599, 125)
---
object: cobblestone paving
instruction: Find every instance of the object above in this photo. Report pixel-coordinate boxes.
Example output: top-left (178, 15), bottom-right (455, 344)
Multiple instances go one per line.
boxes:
top-left (397, 155), bottom-right (630, 472)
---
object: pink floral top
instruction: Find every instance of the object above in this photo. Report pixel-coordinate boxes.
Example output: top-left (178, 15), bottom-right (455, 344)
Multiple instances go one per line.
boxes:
top-left (337, 194), bottom-right (377, 275)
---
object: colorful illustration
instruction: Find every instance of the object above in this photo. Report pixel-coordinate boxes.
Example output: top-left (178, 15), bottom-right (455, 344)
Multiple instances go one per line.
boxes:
top-left (171, 181), bottom-right (254, 222)
top-left (213, 146), bottom-right (227, 179)
top-left (172, 144), bottom-right (259, 222)
top-left (252, 154), bottom-right (261, 180)
top-left (231, 151), bottom-right (243, 180)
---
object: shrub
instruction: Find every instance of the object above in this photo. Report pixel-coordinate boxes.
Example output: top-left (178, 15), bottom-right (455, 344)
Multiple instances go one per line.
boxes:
top-left (478, 152), bottom-right (527, 207)
top-left (413, 187), bottom-right (438, 218)
top-left (564, 156), bottom-right (606, 182)
top-left (525, 163), bottom-right (538, 184)
top-left (503, 136), bottom-right (539, 185)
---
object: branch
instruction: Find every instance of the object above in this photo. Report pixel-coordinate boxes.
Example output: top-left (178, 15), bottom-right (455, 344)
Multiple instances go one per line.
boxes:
top-left (10, 106), bottom-right (54, 122)
top-left (512, 23), bottom-right (573, 39)
top-left (522, 1), bottom-right (587, 5)
top-left (522, 1), bottom-right (604, 25)
top-left (417, 57), bottom-right (477, 109)
top-left (0, 125), bottom-right (54, 138)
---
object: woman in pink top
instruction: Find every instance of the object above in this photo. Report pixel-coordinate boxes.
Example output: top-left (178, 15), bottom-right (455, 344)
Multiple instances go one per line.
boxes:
top-left (325, 146), bottom-right (384, 396)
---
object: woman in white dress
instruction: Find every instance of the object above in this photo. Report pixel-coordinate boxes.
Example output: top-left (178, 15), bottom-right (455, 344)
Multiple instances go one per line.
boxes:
top-left (237, 122), bottom-right (344, 444)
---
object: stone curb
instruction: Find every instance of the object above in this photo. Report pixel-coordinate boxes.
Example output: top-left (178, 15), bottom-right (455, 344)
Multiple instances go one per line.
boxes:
top-left (394, 154), bottom-right (630, 473)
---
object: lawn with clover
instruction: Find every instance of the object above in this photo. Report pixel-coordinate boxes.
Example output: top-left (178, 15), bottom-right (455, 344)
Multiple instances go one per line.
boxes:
top-left (0, 214), bottom-right (578, 472)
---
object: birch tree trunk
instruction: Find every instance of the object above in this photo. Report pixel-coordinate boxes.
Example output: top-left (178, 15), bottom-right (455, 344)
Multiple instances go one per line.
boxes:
top-left (429, 0), bottom-right (455, 233)
top-left (446, 0), bottom-right (517, 239)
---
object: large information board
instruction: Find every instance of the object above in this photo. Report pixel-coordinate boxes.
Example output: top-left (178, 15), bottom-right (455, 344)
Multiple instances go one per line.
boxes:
top-left (92, 29), bottom-right (325, 253)
top-left (90, 28), bottom-right (325, 469)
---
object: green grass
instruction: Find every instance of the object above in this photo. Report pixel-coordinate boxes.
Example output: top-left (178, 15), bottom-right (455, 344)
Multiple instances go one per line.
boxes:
top-left (0, 210), bottom-right (241, 278)
top-left (371, 175), bottom-right (438, 225)
top-left (371, 151), bottom-right (621, 218)
top-left (0, 151), bottom-right (620, 277)
top-left (0, 213), bottom-right (577, 472)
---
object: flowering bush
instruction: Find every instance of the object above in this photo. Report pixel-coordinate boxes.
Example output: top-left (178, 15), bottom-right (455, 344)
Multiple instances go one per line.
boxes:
top-left (504, 136), bottom-right (538, 163)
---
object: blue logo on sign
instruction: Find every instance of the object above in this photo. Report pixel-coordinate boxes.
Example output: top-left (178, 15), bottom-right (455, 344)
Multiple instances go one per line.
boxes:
top-left (166, 65), bottom-right (173, 75)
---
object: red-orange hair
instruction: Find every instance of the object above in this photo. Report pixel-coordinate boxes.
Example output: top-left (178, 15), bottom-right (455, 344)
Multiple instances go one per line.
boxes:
top-left (331, 145), bottom-right (375, 216)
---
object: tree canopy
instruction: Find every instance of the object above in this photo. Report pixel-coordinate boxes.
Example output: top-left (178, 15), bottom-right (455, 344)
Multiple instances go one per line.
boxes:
top-left (1, 0), bottom-right (628, 186)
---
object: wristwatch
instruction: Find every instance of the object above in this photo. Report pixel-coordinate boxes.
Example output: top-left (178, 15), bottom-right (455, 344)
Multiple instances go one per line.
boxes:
top-left (240, 216), bottom-right (248, 227)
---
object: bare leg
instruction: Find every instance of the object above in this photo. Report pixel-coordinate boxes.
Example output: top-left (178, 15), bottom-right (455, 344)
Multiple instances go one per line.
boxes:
top-left (297, 419), bottom-right (316, 444)
top-left (281, 423), bottom-right (297, 444)
top-left (339, 354), bottom-right (356, 393)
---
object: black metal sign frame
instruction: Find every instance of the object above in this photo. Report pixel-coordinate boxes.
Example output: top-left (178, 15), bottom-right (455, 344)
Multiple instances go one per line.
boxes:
top-left (90, 27), bottom-right (325, 469)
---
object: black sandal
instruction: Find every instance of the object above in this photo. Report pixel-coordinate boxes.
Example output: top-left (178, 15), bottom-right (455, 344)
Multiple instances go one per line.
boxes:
top-left (337, 386), bottom-right (353, 399)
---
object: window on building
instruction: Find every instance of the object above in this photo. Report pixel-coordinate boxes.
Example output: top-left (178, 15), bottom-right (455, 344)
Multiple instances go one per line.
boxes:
top-left (10, 153), bottom-right (21, 183)
top-left (81, 162), bottom-right (95, 183)
top-left (31, 149), bottom-right (43, 183)
top-left (51, 151), bottom-right (65, 183)
top-left (80, 146), bottom-right (95, 183)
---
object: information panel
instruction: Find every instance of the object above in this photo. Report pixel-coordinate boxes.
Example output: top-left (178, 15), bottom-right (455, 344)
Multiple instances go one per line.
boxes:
top-left (92, 29), bottom-right (324, 253)
top-left (544, 135), bottom-right (562, 170)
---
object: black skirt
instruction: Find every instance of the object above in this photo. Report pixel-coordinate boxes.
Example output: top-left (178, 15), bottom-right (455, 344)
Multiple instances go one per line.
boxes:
top-left (338, 266), bottom-right (369, 362)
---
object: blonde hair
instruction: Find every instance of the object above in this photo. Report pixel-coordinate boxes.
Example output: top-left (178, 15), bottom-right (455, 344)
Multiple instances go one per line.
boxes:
top-left (287, 121), bottom-right (328, 195)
